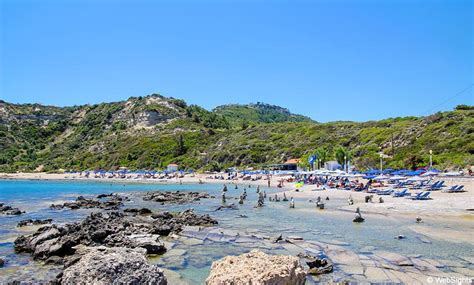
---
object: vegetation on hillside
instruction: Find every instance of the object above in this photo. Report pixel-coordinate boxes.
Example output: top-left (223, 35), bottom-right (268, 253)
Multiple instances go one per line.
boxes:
top-left (0, 95), bottom-right (472, 172)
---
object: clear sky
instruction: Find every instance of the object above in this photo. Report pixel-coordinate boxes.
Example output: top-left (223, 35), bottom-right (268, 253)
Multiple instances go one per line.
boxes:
top-left (1, 0), bottom-right (472, 122)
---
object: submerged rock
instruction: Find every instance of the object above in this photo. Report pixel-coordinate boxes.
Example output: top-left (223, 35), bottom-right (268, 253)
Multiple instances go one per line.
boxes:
top-left (59, 246), bottom-right (167, 285)
top-left (17, 219), bottom-right (53, 227)
top-left (206, 249), bottom-right (306, 285)
top-left (143, 191), bottom-right (211, 204)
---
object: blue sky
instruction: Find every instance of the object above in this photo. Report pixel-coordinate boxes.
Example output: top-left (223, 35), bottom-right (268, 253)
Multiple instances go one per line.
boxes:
top-left (1, 0), bottom-right (472, 122)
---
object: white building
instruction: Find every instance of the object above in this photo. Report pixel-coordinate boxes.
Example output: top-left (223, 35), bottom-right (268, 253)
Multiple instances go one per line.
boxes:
top-left (167, 164), bottom-right (178, 172)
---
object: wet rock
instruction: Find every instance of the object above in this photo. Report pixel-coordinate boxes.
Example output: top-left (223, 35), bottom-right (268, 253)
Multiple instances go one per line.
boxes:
top-left (124, 208), bottom-right (152, 215)
top-left (215, 203), bottom-right (238, 211)
top-left (152, 209), bottom-right (217, 236)
top-left (50, 194), bottom-right (127, 210)
top-left (273, 234), bottom-right (283, 243)
top-left (143, 191), bottom-right (211, 204)
top-left (0, 257), bottom-right (4, 267)
top-left (0, 203), bottom-right (25, 215)
top-left (298, 253), bottom-right (334, 275)
top-left (17, 219), bottom-right (52, 227)
top-left (59, 246), bottom-right (167, 285)
top-left (206, 249), bottom-right (306, 285)
top-left (395, 235), bottom-right (406, 240)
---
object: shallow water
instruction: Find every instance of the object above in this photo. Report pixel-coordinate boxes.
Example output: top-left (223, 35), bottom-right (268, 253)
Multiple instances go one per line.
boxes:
top-left (0, 180), bottom-right (473, 283)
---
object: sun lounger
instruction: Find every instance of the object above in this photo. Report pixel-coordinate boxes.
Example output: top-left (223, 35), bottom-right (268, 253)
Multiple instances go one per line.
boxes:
top-left (377, 189), bottom-right (394, 195)
top-left (410, 191), bottom-right (431, 200)
top-left (393, 189), bottom-right (410, 197)
top-left (444, 185), bottom-right (465, 193)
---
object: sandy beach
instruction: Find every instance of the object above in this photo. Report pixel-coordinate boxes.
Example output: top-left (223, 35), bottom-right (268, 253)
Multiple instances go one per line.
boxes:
top-left (1, 172), bottom-right (473, 222)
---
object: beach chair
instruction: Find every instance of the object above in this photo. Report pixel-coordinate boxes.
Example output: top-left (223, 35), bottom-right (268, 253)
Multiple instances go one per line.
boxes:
top-left (377, 189), bottom-right (394, 195)
top-left (393, 189), bottom-right (409, 197)
top-left (451, 185), bottom-right (465, 193)
top-left (411, 192), bottom-right (431, 200)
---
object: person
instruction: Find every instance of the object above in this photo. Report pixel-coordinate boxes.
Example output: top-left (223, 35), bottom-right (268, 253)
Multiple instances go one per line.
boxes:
top-left (379, 197), bottom-right (384, 203)
top-left (257, 192), bottom-right (265, 207)
top-left (283, 193), bottom-right (288, 202)
top-left (221, 192), bottom-right (226, 204)
top-left (353, 207), bottom-right (365, 223)
top-left (238, 195), bottom-right (244, 204)
top-left (289, 197), bottom-right (295, 208)
top-left (256, 185), bottom-right (260, 194)
top-left (348, 195), bottom-right (354, 205)
top-left (243, 188), bottom-right (247, 200)
top-left (223, 184), bottom-right (228, 192)
top-left (235, 184), bottom-right (238, 190)
top-left (268, 180), bottom-right (271, 187)
top-left (263, 190), bottom-right (267, 198)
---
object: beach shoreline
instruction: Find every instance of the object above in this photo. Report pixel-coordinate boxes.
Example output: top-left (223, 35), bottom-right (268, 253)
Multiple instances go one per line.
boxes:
top-left (1, 172), bottom-right (473, 222)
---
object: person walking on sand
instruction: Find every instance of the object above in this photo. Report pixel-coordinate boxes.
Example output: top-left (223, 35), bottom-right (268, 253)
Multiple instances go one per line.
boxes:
top-left (289, 197), bottom-right (295, 208)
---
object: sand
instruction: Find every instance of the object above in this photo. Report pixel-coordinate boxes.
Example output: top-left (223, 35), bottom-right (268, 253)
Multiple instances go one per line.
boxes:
top-left (1, 171), bottom-right (473, 233)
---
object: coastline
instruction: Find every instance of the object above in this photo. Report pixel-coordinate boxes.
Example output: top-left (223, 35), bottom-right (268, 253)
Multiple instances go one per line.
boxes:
top-left (1, 172), bottom-right (473, 222)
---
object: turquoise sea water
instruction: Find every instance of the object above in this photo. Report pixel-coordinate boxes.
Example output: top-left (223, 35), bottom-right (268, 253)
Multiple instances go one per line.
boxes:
top-left (0, 180), bottom-right (472, 283)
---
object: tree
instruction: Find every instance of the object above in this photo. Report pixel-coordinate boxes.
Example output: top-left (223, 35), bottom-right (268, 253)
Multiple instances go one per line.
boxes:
top-left (315, 147), bottom-right (329, 167)
top-left (175, 134), bottom-right (187, 156)
top-left (335, 146), bottom-right (351, 170)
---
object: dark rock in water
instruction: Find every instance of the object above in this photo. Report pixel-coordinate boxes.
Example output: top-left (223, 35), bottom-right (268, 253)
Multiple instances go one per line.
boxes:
top-left (143, 191), bottom-right (211, 204)
top-left (0, 257), bottom-right (4, 267)
top-left (152, 209), bottom-right (217, 236)
top-left (215, 203), bottom-right (238, 211)
top-left (50, 194), bottom-right (127, 211)
top-left (395, 235), bottom-right (406, 240)
top-left (151, 211), bottom-right (174, 220)
top-left (298, 253), bottom-right (333, 275)
top-left (0, 203), bottom-right (25, 215)
top-left (124, 208), bottom-right (152, 215)
top-left (273, 234), bottom-right (283, 243)
top-left (17, 219), bottom-right (53, 227)
top-left (97, 193), bottom-right (114, 199)
top-left (59, 246), bottom-right (167, 285)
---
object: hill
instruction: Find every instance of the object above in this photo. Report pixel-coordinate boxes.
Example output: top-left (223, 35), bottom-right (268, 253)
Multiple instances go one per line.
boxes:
top-left (0, 96), bottom-right (472, 172)
top-left (213, 102), bottom-right (314, 126)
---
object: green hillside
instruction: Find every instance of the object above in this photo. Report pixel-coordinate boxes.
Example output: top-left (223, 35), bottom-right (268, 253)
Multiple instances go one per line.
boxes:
top-left (213, 102), bottom-right (314, 127)
top-left (0, 96), bottom-right (472, 172)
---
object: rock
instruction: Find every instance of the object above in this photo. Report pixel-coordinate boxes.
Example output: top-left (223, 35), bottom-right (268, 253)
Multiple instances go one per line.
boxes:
top-left (59, 246), bottom-right (167, 285)
top-left (143, 191), bottom-right (211, 204)
top-left (124, 208), bottom-right (152, 215)
top-left (206, 249), bottom-right (306, 285)
top-left (273, 234), bottom-right (283, 243)
top-left (395, 235), bottom-right (406, 240)
top-left (298, 253), bottom-right (333, 275)
top-left (0, 203), bottom-right (25, 215)
top-left (14, 209), bottom-right (215, 263)
top-left (17, 219), bottom-right (52, 227)
top-left (0, 257), bottom-right (4, 267)
top-left (50, 194), bottom-right (127, 210)
top-left (215, 203), bottom-right (238, 211)
top-left (353, 216), bottom-right (365, 223)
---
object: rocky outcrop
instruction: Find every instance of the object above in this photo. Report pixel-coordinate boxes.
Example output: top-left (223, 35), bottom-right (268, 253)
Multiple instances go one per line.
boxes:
top-left (50, 194), bottom-right (127, 210)
top-left (58, 246), bottom-right (167, 285)
top-left (0, 203), bottom-right (24, 215)
top-left (298, 253), bottom-right (333, 275)
top-left (17, 219), bottom-right (52, 227)
top-left (14, 209), bottom-right (216, 263)
top-left (143, 191), bottom-right (212, 204)
top-left (14, 212), bottom-right (165, 263)
top-left (206, 249), bottom-right (306, 285)
top-left (152, 209), bottom-right (217, 236)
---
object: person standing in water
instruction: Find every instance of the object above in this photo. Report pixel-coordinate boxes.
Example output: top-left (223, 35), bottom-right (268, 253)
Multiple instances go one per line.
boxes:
top-left (289, 197), bottom-right (295, 208)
